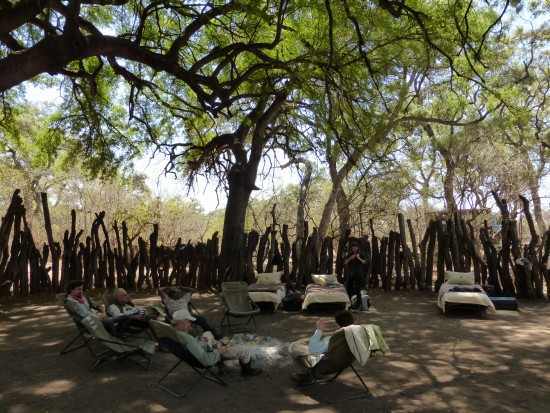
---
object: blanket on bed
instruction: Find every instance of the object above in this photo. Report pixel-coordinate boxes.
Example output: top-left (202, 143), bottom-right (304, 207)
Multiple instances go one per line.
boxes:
top-left (301, 283), bottom-right (350, 310)
top-left (248, 283), bottom-right (286, 311)
top-left (248, 283), bottom-right (286, 293)
top-left (437, 283), bottom-right (497, 314)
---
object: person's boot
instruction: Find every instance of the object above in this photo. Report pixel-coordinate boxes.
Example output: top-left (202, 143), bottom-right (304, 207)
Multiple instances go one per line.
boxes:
top-left (217, 361), bottom-right (228, 376)
top-left (240, 360), bottom-right (262, 377)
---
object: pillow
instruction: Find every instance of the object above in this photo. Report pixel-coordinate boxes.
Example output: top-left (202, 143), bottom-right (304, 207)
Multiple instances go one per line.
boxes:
top-left (257, 271), bottom-right (282, 284)
top-left (311, 274), bottom-right (338, 286)
top-left (445, 271), bottom-right (475, 285)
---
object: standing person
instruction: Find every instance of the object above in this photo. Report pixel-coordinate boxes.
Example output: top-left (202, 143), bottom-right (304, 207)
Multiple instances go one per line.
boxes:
top-left (172, 311), bottom-right (262, 377)
top-left (344, 242), bottom-right (367, 309)
top-left (158, 286), bottom-right (222, 339)
top-left (65, 280), bottom-right (131, 338)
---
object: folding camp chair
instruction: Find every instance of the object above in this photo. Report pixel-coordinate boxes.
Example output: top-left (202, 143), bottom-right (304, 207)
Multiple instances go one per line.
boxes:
top-left (220, 281), bottom-right (260, 333)
top-left (297, 325), bottom-right (389, 401)
top-left (297, 357), bottom-right (371, 401)
top-left (160, 287), bottom-right (203, 335)
top-left (150, 320), bottom-right (226, 397)
top-left (56, 293), bottom-right (106, 357)
top-left (81, 316), bottom-right (156, 372)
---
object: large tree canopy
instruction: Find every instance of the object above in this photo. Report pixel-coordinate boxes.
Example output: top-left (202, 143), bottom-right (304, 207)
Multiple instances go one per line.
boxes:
top-left (0, 0), bottom-right (527, 276)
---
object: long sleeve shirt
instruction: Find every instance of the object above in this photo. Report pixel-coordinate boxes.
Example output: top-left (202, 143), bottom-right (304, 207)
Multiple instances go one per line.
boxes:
top-left (308, 329), bottom-right (331, 355)
top-left (66, 295), bottom-right (100, 320)
top-left (177, 331), bottom-right (220, 367)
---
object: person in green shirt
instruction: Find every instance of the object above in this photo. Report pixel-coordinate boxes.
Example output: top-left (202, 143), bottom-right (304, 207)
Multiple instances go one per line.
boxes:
top-left (172, 310), bottom-right (262, 377)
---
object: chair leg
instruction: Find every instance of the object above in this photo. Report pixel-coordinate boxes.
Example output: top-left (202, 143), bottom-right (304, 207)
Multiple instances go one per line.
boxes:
top-left (156, 360), bottom-right (227, 398)
top-left (60, 331), bottom-right (92, 354)
top-left (61, 330), bottom-right (108, 358)
top-left (88, 350), bottom-right (118, 372)
top-left (89, 350), bottom-right (152, 372)
top-left (298, 365), bottom-right (371, 400)
top-left (220, 314), bottom-right (257, 333)
top-left (339, 365), bottom-right (372, 400)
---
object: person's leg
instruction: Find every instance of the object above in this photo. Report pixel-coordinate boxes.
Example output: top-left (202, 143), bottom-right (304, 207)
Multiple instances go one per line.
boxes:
top-left (346, 274), bottom-right (361, 307)
top-left (100, 318), bottom-right (117, 336)
top-left (353, 276), bottom-right (362, 310)
top-left (192, 313), bottom-right (222, 339)
top-left (222, 345), bottom-right (262, 376)
top-left (224, 345), bottom-right (250, 364)
top-left (110, 314), bottom-right (132, 337)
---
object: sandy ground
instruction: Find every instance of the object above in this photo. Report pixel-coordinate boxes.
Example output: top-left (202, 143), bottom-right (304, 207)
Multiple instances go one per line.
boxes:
top-left (1, 289), bottom-right (549, 413)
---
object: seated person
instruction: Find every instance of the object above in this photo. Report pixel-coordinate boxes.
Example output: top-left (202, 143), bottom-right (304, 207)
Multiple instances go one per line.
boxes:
top-left (107, 288), bottom-right (158, 329)
top-left (158, 286), bottom-right (221, 339)
top-left (65, 280), bottom-right (131, 338)
top-left (171, 310), bottom-right (262, 377)
top-left (289, 310), bottom-right (356, 381)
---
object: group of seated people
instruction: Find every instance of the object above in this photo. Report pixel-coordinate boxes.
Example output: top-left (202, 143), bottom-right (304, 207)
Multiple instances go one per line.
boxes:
top-left (64, 280), bottom-right (262, 378)
top-left (65, 280), bottom-right (386, 383)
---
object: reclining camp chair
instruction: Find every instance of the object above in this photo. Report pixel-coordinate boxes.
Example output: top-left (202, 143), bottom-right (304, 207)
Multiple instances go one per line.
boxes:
top-left (56, 293), bottom-right (105, 357)
top-left (297, 324), bottom-right (389, 400)
top-left (102, 292), bottom-right (154, 339)
top-left (159, 287), bottom-right (203, 335)
top-left (150, 319), bottom-right (226, 397)
top-left (220, 281), bottom-right (260, 333)
top-left (81, 315), bottom-right (156, 372)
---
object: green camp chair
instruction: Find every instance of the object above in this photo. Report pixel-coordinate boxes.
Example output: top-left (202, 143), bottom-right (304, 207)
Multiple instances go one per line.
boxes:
top-left (220, 281), bottom-right (261, 333)
top-left (150, 320), bottom-right (226, 397)
top-left (56, 293), bottom-right (106, 357)
top-left (81, 316), bottom-right (156, 372)
top-left (297, 325), bottom-right (389, 400)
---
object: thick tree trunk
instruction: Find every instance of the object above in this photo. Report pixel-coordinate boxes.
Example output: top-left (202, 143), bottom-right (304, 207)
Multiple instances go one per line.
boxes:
top-left (336, 185), bottom-right (351, 241)
top-left (42, 192), bottom-right (60, 291)
top-left (219, 165), bottom-right (253, 279)
top-left (295, 161), bottom-right (312, 247)
top-left (492, 191), bottom-right (516, 296)
top-left (407, 219), bottom-right (421, 290)
top-left (425, 220), bottom-right (437, 291)
top-left (281, 224), bottom-right (291, 283)
top-left (369, 219), bottom-right (381, 289)
top-left (397, 214), bottom-right (410, 290)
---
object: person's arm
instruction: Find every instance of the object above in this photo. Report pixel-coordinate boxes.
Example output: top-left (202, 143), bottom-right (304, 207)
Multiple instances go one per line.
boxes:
top-left (178, 286), bottom-right (197, 298)
top-left (308, 318), bottom-right (330, 354)
top-left (356, 253), bottom-right (366, 265)
top-left (88, 298), bottom-right (104, 312)
top-left (157, 287), bottom-right (168, 300)
top-left (308, 330), bottom-right (330, 354)
top-left (177, 332), bottom-right (220, 367)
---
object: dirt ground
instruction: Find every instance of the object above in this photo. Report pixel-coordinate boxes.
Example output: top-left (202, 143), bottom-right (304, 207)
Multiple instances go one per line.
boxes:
top-left (1, 289), bottom-right (550, 413)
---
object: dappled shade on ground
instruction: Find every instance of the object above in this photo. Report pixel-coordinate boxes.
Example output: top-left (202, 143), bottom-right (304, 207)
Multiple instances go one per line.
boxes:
top-left (1, 289), bottom-right (549, 412)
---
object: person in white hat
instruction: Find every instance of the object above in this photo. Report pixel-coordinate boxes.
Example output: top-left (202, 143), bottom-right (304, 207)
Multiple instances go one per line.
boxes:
top-left (171, 310), bottom-right (262, 377)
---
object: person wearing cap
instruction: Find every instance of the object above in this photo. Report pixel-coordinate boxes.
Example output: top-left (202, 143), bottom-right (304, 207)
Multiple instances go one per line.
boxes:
top-left (158, 286), bottom-right (222, 340)
top-left (171, 310), bottom-right (262, 377)
top-left (344, 241), bottom-right (367, 309)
